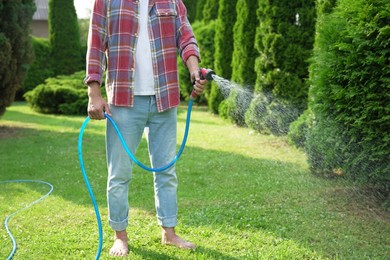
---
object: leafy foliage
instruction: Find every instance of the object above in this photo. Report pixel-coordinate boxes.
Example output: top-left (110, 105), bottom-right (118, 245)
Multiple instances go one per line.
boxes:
top-left (245, 0), bottom-right (316, 135)
top-left (288, 108), bottom-right (313, 148)
top-left (231, 0), bottom-right (258, 85)
top-left (0, 0), bottom-right (35, 116)
top-left (209, 0), bottom-right (238, 114)
top-left (246, 92), bottom-right (300, 136)
top-left (195, 0), bottom-right (207, 21)
top-left (22, 37), bottom-right (55, 94)
top-left (49, 0), bottom-right (82, 75)
top-left (254, 0), bottom-right (316, 107)
top-left (182, 0), bottom-right (197, 22)
top-left (24, 71), bottom-right (105, 115)
top-left (307, 0), bottom-right (390, 196)
top-left (202, 0), bottom-right (219, 22)
top-left (179, 20), bottom-right (217, 104)
top-left (221, 0), bottom-right (258, 126)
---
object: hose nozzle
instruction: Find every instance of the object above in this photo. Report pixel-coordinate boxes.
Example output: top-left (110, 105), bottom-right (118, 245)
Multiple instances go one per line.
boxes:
top-left (191, 68), bottom-right (216, 99)
top-left (199, 68), bottom-right (216, 81)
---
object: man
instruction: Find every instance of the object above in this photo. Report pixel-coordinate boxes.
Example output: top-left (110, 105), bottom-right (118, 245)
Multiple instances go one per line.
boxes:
top-left (84, 0), bottom-right (206, 257)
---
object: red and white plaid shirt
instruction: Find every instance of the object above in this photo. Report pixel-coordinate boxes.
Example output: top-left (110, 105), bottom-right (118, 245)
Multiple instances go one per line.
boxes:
top-left (85, 0), bottom-right (200, 112)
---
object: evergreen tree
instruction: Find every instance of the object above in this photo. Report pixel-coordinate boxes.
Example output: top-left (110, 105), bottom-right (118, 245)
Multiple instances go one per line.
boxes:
top-left (254, 0), bottom-right (316, 108)
top-left (182, 0), bottom-right (197, 22)
top-left (202, 0), bottom-right (219, 22)
top-left (0, 0), bottom-right (36, 116)
top-left (231, 0), bottom-right (258, 85)
top-left (220, 0), bottom-right (258, 126)
top-left (306, 0), bottom-right (390, 198)
top-left (244, 0), bottom-right (316, 135)
top-left (49, 0), bottom-right (82, 75)
top-left (195, 0), bottom-right (207, 21)
top-left (209, 0), bottom-right (237, 113)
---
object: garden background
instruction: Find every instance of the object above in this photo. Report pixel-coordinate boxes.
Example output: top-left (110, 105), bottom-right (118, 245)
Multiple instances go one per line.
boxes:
top-left (0, 0), bottom-right (389, 259)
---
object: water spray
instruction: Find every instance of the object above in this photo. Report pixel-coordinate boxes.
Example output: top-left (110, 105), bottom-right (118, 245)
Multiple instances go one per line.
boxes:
top-left (78, 68), bottom-right (215, 259)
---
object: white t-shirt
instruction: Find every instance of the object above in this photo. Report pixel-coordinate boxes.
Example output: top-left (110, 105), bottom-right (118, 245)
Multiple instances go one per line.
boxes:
top-left (134, 0), bottom-right (155, 95)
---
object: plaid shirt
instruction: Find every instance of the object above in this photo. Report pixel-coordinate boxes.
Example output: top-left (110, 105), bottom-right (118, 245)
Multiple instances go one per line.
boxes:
top-left (85, 0), bottom-right (200, 112)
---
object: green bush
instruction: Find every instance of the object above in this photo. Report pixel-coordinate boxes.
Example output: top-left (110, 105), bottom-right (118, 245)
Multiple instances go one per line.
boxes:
top-left (195, 0), bottom-right (207, 21)
top-left (0, 0), bottom-right (35, 115)
top-left (209, 0), bottom-right (238, 114)
top-left (305, 117), bottom-right (346, 177)
top-left (219, 85), bottom-right (253, 127)
top-left (179, 20), bottom-right (216, 104)
top-left (202, 0), bottom-right (219, 22)
top-left (24, 71), bottom-right (101, 115)
top-left (49, 0), bottom-right (82, 75)
top-left (182, 0), bottom-right (198, 22)
top-left (245, 91), bottom-right (299, 135)
top-left (244, 0), bottom-right (315, 136)
top-left (22, 37), bottom-right (54, 94)
top-left (307, 0), bottom-right (390, 195)
top-left (223, 0), bottom-right (258, 125)
top-left (231, 0), bottom-right (258, 85)
top-left (254, 0), bottom-right (315, 108)
top-left (288, 108), bottom-right (313, 148)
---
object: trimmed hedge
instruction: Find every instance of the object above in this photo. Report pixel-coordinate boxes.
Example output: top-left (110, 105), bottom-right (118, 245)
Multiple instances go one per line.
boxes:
top-left (307, 0), bottom-right (390, 196)
top-left (178, 20), bottom-right (216, 104)
top-left (24, 71), bottom-right (105, 115)
top-left (209, 0), bottom-right (238, 114)
top-left (244, 0), bottom-right (315, 135)
top-left (22, 37), bottom-right (54, 94)
top-left (287, 108), bottom-right (313, 148)
top-left (0, 0), bottom-right (35, 116)
top-left (246, 91), bottom-right (299, 135)
top-left (49, 0), bottom-right (82, 75)
top-left (221, 0), bottom-right (258, 126)
top-left (254, 0), bottom-right (315, 108)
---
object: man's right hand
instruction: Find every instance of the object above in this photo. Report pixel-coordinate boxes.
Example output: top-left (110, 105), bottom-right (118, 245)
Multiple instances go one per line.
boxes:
top-left (87, 82), bottom-right (111, 120)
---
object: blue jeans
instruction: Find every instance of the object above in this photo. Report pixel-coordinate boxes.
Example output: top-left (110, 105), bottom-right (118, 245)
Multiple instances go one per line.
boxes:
top-left (106, 96), bottom-right (178, 231)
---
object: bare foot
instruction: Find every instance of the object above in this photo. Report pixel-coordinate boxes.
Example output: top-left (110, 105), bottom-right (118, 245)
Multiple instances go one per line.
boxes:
top-left (161, 227), bottom-right (196, 249)
top-left (110, 230), bottom-right (129, 257)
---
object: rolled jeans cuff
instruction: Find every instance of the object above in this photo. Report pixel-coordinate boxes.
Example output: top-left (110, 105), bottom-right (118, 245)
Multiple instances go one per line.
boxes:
top-left (157, 215), bottom-right (177, 227)
top-left (109, 217), bottom-right (128, 231)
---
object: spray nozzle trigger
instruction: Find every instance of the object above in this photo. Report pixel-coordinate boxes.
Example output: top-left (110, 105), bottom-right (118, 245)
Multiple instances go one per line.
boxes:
top-left (191, 68), bottom-right (216, 99)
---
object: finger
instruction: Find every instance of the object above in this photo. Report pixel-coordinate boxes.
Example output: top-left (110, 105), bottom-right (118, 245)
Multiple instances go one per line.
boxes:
top-left (104, 103), bottom-right (112, 117)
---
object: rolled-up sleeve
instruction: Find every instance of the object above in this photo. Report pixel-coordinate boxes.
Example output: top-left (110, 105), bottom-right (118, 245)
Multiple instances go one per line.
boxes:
top-left (176, 0), bottom-right (200, 65)
top-left (84, 0), bottom-right (108, 85)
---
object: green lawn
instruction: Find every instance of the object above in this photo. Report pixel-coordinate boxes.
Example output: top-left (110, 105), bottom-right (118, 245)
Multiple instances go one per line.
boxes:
top-left (0, 102), bottom-right (388, 259)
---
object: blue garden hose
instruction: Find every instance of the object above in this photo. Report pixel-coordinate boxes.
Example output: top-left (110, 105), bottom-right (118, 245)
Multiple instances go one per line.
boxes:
top-left (77, 98), bottom-right (194, 259)
top-left (1, 180), bottom-right (54, 260)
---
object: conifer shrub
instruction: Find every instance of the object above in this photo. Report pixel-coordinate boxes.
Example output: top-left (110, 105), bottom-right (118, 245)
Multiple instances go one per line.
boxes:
top-left (24, 71), bottom-right (106, 115)
top-left (209, 0), bottom-right (237, 114)
top-left (288, 109), bottom-right (313, 148)
top-left (195, 0), bottom-right (207, 21)
top-left (0, 0), bottom-right (35, 115)
top-left (246, 0), bottom-right (316, 135)
top-left (219, 85), bottom-right (253, 127)
top-left (23, 37), bottom-right (54, 94)
top-left (246, 91), bottom-right (299, 135)
top-left (178, 20), bottom-right (216, 104)
top-left (202, 0), bottom-right (219, 22)
top-left (221, 0), bottom-right (258, 126)
top-left (182, 0), bottom-right (197, 22)
top-left (307, 0), bottom-right (390, 198)
top-left (49, 0), bottom-right (82, 75)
